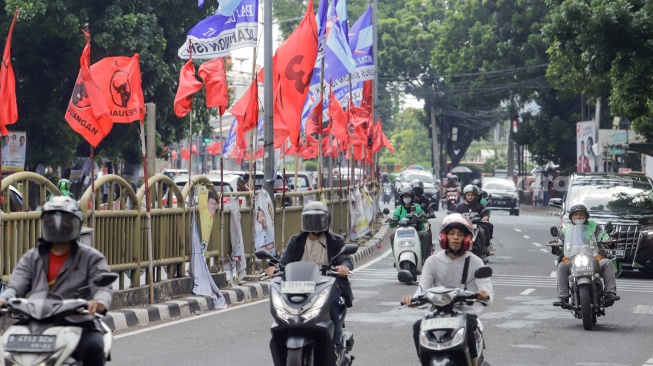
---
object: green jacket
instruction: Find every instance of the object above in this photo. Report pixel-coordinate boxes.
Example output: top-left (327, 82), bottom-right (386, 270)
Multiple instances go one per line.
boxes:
top-left (392, 203), bottom-right (426, 231)
top-left (554, 220), bottom-right (609, 257)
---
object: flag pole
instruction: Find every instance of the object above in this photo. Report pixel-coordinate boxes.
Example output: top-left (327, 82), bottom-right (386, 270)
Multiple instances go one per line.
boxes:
top-left (83, 23), bottom-right (96, 246)
top-left (140, 116), bottom-right (154, 304)
top-left (219, 112), bottom-right (226, 276)
top-left (249, 48), bottom-right (257, 275)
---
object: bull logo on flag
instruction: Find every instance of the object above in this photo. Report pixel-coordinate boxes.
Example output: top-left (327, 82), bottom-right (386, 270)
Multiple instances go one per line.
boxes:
top-left (71, 77), bottom-right (90, 109)
top-left (110, 70), bottom-right (132, 108)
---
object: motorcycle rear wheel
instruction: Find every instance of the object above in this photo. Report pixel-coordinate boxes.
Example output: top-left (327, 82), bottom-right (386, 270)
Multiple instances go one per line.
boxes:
top-left (580, 286), bottom-right (594, 330)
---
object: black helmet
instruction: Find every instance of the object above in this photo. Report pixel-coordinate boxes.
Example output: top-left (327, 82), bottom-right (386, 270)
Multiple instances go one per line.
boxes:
top-left (41, 196), bottom-right (84, 243)
top-left (462, 184), bottom-right (478, 196)
top-left (471, 179), bottom-right (482, 188)
top-left (568, 204), bottom-right (589, 222)
top-left (410, 179), bottom-right (424, 196)
top-left (302, 201), bottom-right (330, 233)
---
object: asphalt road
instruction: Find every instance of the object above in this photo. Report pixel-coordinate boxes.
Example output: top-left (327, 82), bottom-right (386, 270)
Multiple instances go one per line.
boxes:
top-left (110, 203), bottom-right (653, 366)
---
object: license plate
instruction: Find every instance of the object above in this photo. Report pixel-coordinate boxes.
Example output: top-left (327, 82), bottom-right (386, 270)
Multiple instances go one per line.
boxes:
top-left (608, 249), bottom-right (625, 258)
top-left (571, 266), bottom-right (594, 276)
top-left (280, 281), bottom-right (315, 294)
top-left (5, 334), bottom-right (56, 352)
top-left (421, 317), bottom-right (461, 330)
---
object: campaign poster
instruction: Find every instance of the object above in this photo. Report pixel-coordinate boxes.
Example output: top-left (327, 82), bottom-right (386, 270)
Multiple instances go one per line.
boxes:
top-left (254, 190), bottom-right (276, 256)
top-left (1, 131), bottom-right (26, 174)
top-left (227, 198), bottom-right (247, 282)
top-left (198, 185), bottom-right (218, 249)
top-left (349, 188), bottom-right (370, 240)
top-left (576, 121), bottom-right (596, 172)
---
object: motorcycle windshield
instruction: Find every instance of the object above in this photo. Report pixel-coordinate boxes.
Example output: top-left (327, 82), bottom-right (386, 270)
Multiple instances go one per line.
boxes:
top-left (284, 261), bottom-right (321, 282)
top-left (26, 292), bottom-right (64, 320)
top-left (563, 224), bottom-right (599, 258)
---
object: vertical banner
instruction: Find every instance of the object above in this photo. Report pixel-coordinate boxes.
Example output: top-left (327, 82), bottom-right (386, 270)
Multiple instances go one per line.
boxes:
top-left (254, 190), bottom-right (276, 256)
top-left (198, 185), bottom-right (217, 248)
top-left (576, 121), bottom-right (595, 172)
top-left (227, 198), bottom-right (247, 281)
top-left (1, 131), bottom-right (26, 175)
top-left (348, 187), bottom-right (370, 240)
top-left (190, 215), bottom-right (228, 309)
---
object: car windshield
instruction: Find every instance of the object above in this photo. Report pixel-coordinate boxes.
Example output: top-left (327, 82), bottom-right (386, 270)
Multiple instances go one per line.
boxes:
top-left (484, 180), bottom-right (516, 191)
top-left (568, 176), bottom-right (653, 213)
top-left (403, 173), bottom-right (434, 183)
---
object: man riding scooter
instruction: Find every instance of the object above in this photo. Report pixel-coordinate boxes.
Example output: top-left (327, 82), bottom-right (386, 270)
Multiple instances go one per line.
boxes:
top-left (454, 185), bottom-right (493, 260)
top-left (392, 186), bottom-right (432, 264)
top-left (410, 179), bottom-right (431, 212)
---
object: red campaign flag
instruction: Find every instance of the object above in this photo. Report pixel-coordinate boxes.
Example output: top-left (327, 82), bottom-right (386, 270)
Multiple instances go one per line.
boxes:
top-left (348, 103), bottom-right (370, 145)
top-left (361, 79), bottom-right (373, 111)
top-left (64, 31), bottom-right (114, 147)
top-left (381, 127), bottom-right (395, 153)
top-left (0, 9), bottom-right (19, 136)
top-left (271, 0), bottom-right (318, 148)
top-left (304, 100), bottom-right (330, 140)
top-left (328, 90), bottom-right (348, 143)
top-left (171, 149), bottom-right (177, 161)
top-left (181, 148), bottom-right (190, 160)
top-left (255, 146), bottom-right (265, 159)
top-left (207, 141), bottom-right (222, 155)
top-left (230, 79), bottom-right (259, 149)
top-left (91, 54), bottom-right (145, 123)
top-left (198, 58), bottom-right (228, 115)
top-left (174, 57), bottom-right (203, 118)
top-left (372, 120), bottom-right (383, 153)
top-left (191, 144), bottom-right (198, 156)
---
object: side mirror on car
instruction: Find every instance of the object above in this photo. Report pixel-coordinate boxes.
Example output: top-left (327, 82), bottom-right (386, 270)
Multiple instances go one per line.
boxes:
top-left (549, 198), bottom-right (563, 209)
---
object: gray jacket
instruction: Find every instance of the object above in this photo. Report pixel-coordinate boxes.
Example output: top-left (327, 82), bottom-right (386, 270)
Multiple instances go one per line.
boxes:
top-left (0, 239), bottom-right (113, 310)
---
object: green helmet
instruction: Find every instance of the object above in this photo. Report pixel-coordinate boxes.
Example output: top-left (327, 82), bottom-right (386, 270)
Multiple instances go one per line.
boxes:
top-left (57, 179), bottom-right (71, 194)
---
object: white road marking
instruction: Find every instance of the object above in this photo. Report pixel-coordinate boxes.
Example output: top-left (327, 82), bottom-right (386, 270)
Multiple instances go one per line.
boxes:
top-left (550, 271), bottom-right (557, 278)
top-left (643, 357), bottom-right (653, 365)
top-left (540, 248), bottom-right (549, 253)
top-left (532, 242), bottom-right (542, 247)
top-left (523, 235), bottom-right (530, 239)
top-left (514, 228), bottom-right (522, 233)
top-left (520, 289), bottom-right (535, 295)
top-left (633, 305), bottom-right (653, 314)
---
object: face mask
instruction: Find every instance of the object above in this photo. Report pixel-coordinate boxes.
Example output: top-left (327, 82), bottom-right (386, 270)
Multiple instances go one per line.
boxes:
top-left (403, 197), bottom-right (412, 204)
top-left (572, 219), bottom-right (585, 225)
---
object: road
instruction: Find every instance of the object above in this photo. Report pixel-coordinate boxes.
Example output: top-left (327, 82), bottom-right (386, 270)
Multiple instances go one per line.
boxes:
top-left (110, 204), bottom-right (653, 366)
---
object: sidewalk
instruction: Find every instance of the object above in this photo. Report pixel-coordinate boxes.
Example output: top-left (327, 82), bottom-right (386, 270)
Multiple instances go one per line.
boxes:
top-left (105, 223), bottom-right (390, 331)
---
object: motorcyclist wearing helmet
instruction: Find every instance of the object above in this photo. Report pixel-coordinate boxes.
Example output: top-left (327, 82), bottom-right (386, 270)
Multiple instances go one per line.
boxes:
top-left (471, 179), bottom-right (488, 206)
top-left (444, 173), bottom-right (459, 189)
top-left (401, 213), bottom-right (493, 366)
top-left (264, 201), bottom-right (353, 355)
top-left (380, 172), bottom-right (390, 184)
top-left (0, 197), bottom-right (112, 365)
top-left (410, 179), bottom-right (431, 212)
top-left (392, 186), bottom-right (431, 263)
top-left (48, 178), bottom-right (76, 201)
top-left (455, 185), bottom-right (493, 259)
top-left (552, 204), bottom-right (620, 307)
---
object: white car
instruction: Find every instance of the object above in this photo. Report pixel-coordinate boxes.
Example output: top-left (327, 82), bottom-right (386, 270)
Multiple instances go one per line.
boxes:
top-left (172, 173), bottom-right (250, 207)
top-left (284, 171), bottom-right (317, 202)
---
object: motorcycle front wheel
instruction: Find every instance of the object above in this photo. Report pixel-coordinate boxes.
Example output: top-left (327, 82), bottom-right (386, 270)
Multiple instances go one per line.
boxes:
top-left (286, 347), bottom-right (312, 366)
top-left (580, 285), bottom-right (594, 330)
top-left (401, 261), bottom-right (417, 283)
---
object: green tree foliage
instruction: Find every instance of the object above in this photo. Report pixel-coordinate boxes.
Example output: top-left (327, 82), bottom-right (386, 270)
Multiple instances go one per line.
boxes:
top-left (389, 108), bottom-right (431, 167)
top-left (3, 0), bottom-right (216, 168)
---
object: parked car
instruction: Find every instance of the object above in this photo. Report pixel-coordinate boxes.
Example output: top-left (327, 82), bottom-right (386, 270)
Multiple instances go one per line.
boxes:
top-left (394, 169), bottom-right (440, 206)
top-left (549, 172), bottom-right (653, 276)
top-left (161, 169), bottom-right (188, 180)
top-left (482, 177), bottom-right (520, 216)
top-left (173, 173), bottom-right (249, 207)
top-left (0, 185), bottom-right (25, 212)
top-left (284, 171), bottom-right (318, 202)
top-left (242, 171), bottom-right (293, 207)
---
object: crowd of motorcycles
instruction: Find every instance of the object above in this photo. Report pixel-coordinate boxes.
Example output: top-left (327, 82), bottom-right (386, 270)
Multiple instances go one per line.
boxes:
top-left (0, 182), bottom-right (622, 366)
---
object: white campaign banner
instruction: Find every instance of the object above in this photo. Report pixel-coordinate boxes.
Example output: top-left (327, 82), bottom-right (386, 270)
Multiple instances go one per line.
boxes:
top-left (1, 131), bottom-right (26, 174)
top-left (349, 188), bottom-right (370, 240)
top-left (227, 198), bottom-right (247, 282)
top-left (576, 121), bottom-right (596, 172)
top-left (254, 190), bottom-right (276, 256)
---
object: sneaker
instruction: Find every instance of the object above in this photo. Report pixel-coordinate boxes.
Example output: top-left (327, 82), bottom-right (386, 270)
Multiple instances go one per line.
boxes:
top-left (334, 344), bottom-right (344, 362)
top-left (488, 245), bottom-right (496, 252)
top-left (553, 297), bottom-right (569, 307)
top-left (604, 293), bottom-right (620, 306)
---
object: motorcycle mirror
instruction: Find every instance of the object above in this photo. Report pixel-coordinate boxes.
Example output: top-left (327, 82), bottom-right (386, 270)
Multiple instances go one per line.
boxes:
top-left (398, 270), bottom-right (413, 283)
top-left (331, 244), bottom-right (359, 265)
top-left (92, 273), bottom-right (118, 287)
top-left (604, 222), bottom-right (614, 233)
top-left (254, 249), bottom-right (274, 260)
top-left (383, 208), bottom-right (390, 215)
top-left (474, 266), bottom-right (493, 279)
top-left (550, 226), bottom-right (559, 237)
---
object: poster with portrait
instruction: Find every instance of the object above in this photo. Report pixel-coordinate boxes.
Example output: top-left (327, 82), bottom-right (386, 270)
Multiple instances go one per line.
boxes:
top-left (198, 185), bottom-right (218, 249)
top-left (576, 121), bottom-right (596, 172)
top-left (361, 185), bottom-right (375, 223)
top-left (349, 188), bottom-right (370, 240)
top-left (1, 131), bottom-right (26, 174)
top-left (254, 190), bottom-right (276, 256)
top-left (227, 198), bottom-right (247, 282)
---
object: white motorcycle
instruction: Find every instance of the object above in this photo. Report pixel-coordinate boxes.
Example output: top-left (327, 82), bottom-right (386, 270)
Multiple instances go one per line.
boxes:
top-left (384, 208), bottom-right (434, 283)
top-left (1, 273), bottom-right (117, 366)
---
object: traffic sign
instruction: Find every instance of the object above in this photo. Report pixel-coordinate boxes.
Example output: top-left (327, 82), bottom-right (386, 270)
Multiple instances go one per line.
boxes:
top-left (609, 146), bottom-right (626, 155)
top-left (612, 131), bottom-right (628, 144)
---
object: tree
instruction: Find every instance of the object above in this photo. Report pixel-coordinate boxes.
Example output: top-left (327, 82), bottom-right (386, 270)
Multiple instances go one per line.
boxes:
top-left (389, 108), bottom-right (431, 167)
top-left (3, 0), bottom-right (217, 168)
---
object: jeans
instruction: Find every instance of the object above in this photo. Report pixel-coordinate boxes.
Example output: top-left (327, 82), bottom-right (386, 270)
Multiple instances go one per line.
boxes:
top-left (331, 286), bottom-right (343, 346)
top-left (72, 329), bottom-right (105, 365)
top-left (412, 314), bottom-right (478, 359)
top-left (557, 259), bottom-right (617, 298)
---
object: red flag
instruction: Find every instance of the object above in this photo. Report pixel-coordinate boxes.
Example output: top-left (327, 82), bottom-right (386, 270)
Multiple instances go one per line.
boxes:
top-left (171, 149), bottom-right (177, 161)
top-left (304, 100), bottom-right (331, 139)
top-left (181, 148), bottom-right (190, 160)
top-left (174, 55), bottom-right (203, 118)
top-left (230, 79), bottom-right (259, 149)
top-left (348, 103), bottom-right (370, 145)
top-left (64, 31), bottom-right (114, 147)
top-left (271, 0), bottom-right (318, 147)
top-left (361, 80), bottom-right (373, 111)
top-left (372, 120), bottom-right (382, 153)
top-left (207, 141), bottom-right (222, 155)
top-left (198, 58), bottom-right (228, 115)
top-left (329, 91), bottom-right (348, 143)
top-left (0, 9), bottom-right (19, 136)
top-left (91, 54), bottom-right (145, 123)
top-left (381, 128), bottom-right (395, 153)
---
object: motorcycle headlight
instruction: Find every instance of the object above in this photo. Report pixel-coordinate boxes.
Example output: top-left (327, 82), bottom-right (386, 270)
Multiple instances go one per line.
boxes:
top-left (271, 288), bottom-right (294, 323)
top-left (398, 240), bottom-right (414, 247)
top-left (419, 327), bottom-right (466, 350)
top-left (425, 289), bottom-right (458, 306)
top-left (300, 287), bottom-right (330, 322)
top-left (573, 254), bottom-right (590, 267)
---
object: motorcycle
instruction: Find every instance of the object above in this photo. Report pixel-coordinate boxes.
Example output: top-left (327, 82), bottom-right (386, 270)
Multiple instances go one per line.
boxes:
top-left (445, 187), bottom-right (460, 211)
top-left (0, 272), bottom-right (118, 366)
top-left (383, 208), bottom-right (435, 283)
top-left (255, 244), bottom-right (359, 366)
top-left (382, 183), bottom-right (393, 204)
top-left (398, 267), bottom-right (492, 366)
top-left (548, 224), bottom-right (613, 330)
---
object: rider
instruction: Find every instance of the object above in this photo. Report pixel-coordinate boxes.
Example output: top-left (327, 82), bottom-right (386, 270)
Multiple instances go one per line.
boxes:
top-left (392, 186), bottom-right (431, 263)
top-left (48, 178), bottom-right (76, 201)
top-left (471, 179), bottom-right (488, 207)
top-left (401, 213), bottom-right (493, 366)
top-left (552, 204), bottom-right (620, 307)
top-left (410, 179), bottom-right (431, 212)
top-left (444, 173), bottom-right (459, 190)
top-left (0, 197), bottom-right (113, 365)
top-left (380, 172), bottom-right (390, 185)
top-left (454, 185), bottom-right (494, 259)
top-left (264, 201), bottom-right (353, 357)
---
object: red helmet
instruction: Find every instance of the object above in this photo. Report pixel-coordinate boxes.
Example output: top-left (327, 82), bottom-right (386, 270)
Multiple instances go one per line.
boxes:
top-left (439, 213), bottom-right (474, 251)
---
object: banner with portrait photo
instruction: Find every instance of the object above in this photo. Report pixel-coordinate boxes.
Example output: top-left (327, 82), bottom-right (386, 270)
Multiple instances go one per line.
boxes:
top-left (1, 131), bottom-right (26, 174)
top-left (227, 198), bottom-right (247, 282)
top-left (198, 185), bottom-right (218, 247)
top-left (576, 121), bottom-right (596, 172)
top-left (254, 190), bottom-right (276, 256)
top-left (349, 188), bottom-right (370, 240)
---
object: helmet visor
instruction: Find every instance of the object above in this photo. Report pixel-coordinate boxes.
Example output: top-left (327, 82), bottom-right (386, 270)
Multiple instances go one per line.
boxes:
top-left (301, 210), bottom-right (329, 233)
top-left (41, 212), bottom-right (81, 243)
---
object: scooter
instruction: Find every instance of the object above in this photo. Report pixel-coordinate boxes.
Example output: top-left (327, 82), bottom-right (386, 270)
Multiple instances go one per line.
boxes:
top-left (0, 273), bottom-right (118, 366)
top-left (398, 267), bottom-right (492, 366)
top-left (445, 187), bottom-right (460, 211)
top-left (383, 208), bottom-right (434, 283)
top-left (382, 183), bottom-right (393, 204)
top-left (255, 244), bottom-right (359, 366)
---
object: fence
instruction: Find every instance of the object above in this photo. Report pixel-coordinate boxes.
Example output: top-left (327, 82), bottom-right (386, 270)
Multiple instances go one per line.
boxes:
top-left (1, 173), bottom-right (376, 289)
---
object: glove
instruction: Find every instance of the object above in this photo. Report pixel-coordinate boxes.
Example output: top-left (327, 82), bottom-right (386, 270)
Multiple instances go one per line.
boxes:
top-left (399, 218), bottom-right (410, 226)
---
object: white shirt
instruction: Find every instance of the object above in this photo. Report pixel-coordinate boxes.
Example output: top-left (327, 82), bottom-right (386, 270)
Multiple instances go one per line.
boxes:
top-left (301, 233), bottom-right (328, 266)
top-left (415, 250), bottom-right (494, 315)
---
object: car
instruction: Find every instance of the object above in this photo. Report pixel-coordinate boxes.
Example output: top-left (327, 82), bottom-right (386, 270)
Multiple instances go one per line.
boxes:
top-left (1, 185), bottom-right (25, 212)
top-left (394, 169), bottom-right (440, 206)
top-left (242, 171), bottom-right (293, 207)
top-left (549, 172), bottom-right (653, 276)
top-left (161, 169), bottom-right (188, 180)
top-left (173, 173), bottom-right (249, 207)
top-left (482, 177), bottom-right (520, 216)
top-left (284, 171), bottom-right (318, 202)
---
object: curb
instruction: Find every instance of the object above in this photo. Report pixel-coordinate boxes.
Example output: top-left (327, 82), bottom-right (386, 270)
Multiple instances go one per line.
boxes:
top-left (105, 225), bottom-right (388, 332)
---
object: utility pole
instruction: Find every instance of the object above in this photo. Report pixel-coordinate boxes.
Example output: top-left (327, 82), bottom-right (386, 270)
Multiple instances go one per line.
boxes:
top-left (430, 103), bottom-right (440, 182)
top-left (507, 90), bottom-right (515, 177)
top-left (263, 0), bottom-right (275, 199)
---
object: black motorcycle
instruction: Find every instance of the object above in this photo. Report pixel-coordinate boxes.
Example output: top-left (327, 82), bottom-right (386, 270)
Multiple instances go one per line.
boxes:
top-left (256, 244), bottom-right (359, 366)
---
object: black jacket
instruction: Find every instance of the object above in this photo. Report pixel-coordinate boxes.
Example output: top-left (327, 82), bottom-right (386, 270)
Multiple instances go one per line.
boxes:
top-left (280, 231), bottom-right (354, 307)
top-left (415, 196), bottom-right (431, 212)
top-left (454, 201), bottom-right (489, 221)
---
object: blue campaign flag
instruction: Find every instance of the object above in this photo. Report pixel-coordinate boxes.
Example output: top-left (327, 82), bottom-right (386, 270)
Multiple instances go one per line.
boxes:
top-left (257, 118), bottom-right (264, 135)
top-left (323, 0), bottom-right (356, 82)
top-left (223, 120), bottom-right (238, 156)
top-left (198, 0), bottom-right (205, 8)
top-left (178, 0), bottom-right (258, 59)
top-left (348, 6), bottom-right (374, 81)
top-left (217, 0), bottom-right (245, 16)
